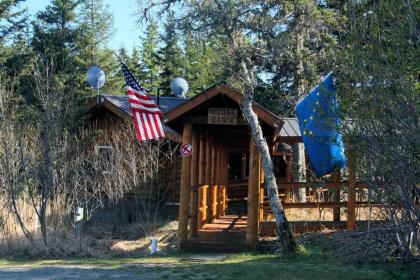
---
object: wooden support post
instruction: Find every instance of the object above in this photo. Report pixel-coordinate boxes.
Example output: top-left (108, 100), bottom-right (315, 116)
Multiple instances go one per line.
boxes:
top-left (241, 153), bottom-right (247, 179)
top-left (333, 168), bottom-right (341, 222)
top-left (224, 145), bottom-right (229, 214)
top-left (210, 139), bottom-right (218, 221)
top-left (259, 185), bottom-right (264, 223)
top-left (347, 154), bottom-right (356, 230)
top-left (286, 154), bottom-right (292, 183)
top-left (246, 137), bottom-right (260, 249)
top-left (188, 131), bottom-right (199, 238)
top-left (220, 145), bottom-right (226, 215)
top-left (216, 144), bottom-right (222, 218)
top-left (259, 163), bottom-right (265, 223)
top-left (205, 135), bottom-right (212, 223)
top-left (198, 134), bottom-right (206, 228)
top-left (178, 123), bottom-right (192, 246)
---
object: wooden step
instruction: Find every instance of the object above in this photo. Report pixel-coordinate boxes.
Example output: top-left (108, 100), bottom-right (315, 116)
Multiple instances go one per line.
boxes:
top-left (182, 240), bottom-right (252, 252)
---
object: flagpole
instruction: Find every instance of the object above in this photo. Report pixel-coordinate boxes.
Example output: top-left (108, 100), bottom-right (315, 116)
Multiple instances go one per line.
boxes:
top-left (113, 51), bottom-right (125, 65)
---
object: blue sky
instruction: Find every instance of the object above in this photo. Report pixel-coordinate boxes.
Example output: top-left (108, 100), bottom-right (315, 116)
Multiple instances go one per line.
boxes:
top-left (25, 0), bottom-right (142, 51)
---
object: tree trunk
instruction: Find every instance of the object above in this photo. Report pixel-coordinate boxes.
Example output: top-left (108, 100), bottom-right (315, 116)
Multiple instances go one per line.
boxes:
top-left (240, 59), bottom-right (297, 252)
top-left (292, 143), bottom-right (307, 202)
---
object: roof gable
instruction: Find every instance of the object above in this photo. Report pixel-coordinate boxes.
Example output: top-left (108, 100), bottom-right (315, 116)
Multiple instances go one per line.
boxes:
top-left (87, 87), bottom-right (303, 143)
top-left (165, 84), bottom-right (282, 128)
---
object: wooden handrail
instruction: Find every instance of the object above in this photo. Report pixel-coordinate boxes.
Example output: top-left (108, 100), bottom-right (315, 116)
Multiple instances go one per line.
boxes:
top-left (274, 181), bottom-right (368, 190)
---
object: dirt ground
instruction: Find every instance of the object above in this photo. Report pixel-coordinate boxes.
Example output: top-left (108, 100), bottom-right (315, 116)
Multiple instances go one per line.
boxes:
top-left (0, 265), bottom-right (144, 280)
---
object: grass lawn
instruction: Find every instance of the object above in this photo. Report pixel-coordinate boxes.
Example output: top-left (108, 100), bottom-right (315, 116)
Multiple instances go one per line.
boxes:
top-left (0, 244), bottom-right (417, 280)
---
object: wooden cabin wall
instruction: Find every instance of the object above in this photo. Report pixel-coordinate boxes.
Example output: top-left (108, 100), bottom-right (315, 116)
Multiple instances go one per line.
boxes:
top-left (85, 111), bottom-right (182, 226)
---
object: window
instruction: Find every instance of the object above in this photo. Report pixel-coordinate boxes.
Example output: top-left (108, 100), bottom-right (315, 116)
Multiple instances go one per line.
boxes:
top-left (94, 145), bottom-right (113, 174)
top-left (273, 155), bottom-right (288, 179)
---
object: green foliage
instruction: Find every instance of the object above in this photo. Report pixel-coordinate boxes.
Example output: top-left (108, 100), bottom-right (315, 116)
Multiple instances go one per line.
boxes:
top-left (0, 246), bottom-right (417, 280)
top-left (76, 0), bottom-right (121, 94)
top-left (257, 0), bottom-right (347, 115)
top-left (0, 0), bottom-right (27, 44)
top-left (158, 11), bottom-right (186, 95)
top-left (338, 0), bottom-right (419, 258)
top-left (139, 19), bottom-right (162, 92)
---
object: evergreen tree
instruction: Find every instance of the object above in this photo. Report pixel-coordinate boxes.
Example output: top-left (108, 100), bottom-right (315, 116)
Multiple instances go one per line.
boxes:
top-left (258, 0), bottom-right (346, 115)
top-left (184, 33), bottom-right (227, 96)
top-left (158, 11), bottom-right (185, 94)
top-left (77, 0), bottom-right (121, 94)
top-left (78, 0), bottom-right (113, 64)
top-left (139, 18), bottom-right (162, 93)
top-left (0, 0), bottom-right (28, 69)
top-left (0, 0), bottom-right (27, 44)
top-left (32, 0), bottom-right (80, 73)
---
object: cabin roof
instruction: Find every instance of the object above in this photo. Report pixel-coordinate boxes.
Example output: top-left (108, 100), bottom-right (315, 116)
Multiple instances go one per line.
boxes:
top-left (88, 86), bottom-right (303, 143)
top-left (102, 95), bottom-right (186, 115)
top-left (278, 118), bottom-right (301, 142)
top-left (89, 95), bottom-right (186, 142)
top-left (165, 84), bottom-right (282, 129)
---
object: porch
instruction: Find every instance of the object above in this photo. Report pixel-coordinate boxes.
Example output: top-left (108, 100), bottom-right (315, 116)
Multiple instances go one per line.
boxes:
top-left (165, 84), bottom-right (362, 251)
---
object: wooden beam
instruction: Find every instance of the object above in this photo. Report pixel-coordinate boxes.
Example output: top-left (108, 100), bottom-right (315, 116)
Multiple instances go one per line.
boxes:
top-left (216, 144), bottom-right (222, 217)
top-left (224, 145), bottom-right (229, 214)
top-left (333, 168), bottom-right (341, 222)
top-left (205, 135), bottom-right (213, 223)
top-left (198, 134), bottom-right (206, 228)
top-left (246, 137), bottom-right (260, 249)
top-left (178, 123), bottom-right (192, 245)
top-left (347, 154), bottom-right (356, 230)
top-left (188, 130), bottom-right (199, 237)
top-left (165, 85), bottom-right (280, 128)
top-left (275, 181), bottom-right (366, 190)
top-left (210, 139), bottom-right (218, 221)
top-left (183, 116), bottom-right (248, 125)
top-left (259, 185), bottom-right (265, 223)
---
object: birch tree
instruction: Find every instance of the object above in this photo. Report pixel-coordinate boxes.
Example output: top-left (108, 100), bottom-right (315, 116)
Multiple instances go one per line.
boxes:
top-left (138, 0), bottom-right (298, 251)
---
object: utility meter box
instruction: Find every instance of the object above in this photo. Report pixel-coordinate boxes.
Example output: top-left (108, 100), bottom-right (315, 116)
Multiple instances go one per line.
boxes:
top-left (74, 207), bottom-right (84, 223)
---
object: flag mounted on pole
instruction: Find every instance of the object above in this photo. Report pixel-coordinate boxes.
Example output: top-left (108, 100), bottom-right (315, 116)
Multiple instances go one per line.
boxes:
top-left (295, 71), bottom-right (346, 178)
top-left (121, 63), bottom-right (165, 141)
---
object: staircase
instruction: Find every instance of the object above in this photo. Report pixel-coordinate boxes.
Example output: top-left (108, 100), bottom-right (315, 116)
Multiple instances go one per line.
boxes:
top-left (182, 215), bottom-right (252, 252)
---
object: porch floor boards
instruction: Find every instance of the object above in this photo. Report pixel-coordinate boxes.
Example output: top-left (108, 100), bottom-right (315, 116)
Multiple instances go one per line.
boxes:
top-left (182, 215), bottom-right (251, 252)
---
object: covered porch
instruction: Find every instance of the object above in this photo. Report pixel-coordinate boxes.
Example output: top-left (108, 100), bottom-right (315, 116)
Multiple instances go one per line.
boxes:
top-left (165, 84), bottom-right (360, 251)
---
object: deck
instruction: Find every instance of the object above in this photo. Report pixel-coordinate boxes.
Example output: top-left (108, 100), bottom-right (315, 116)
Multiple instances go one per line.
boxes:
top-left (182, 214), bottom-right (379, 252)
top-left (182, 215), bottom-right (250, 252)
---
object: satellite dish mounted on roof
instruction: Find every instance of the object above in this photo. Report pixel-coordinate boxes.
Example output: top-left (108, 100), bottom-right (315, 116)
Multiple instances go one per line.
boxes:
top-left (170, 77), bottom-right (188, 98)
top-left (87, 65), bottom-right (106, 104)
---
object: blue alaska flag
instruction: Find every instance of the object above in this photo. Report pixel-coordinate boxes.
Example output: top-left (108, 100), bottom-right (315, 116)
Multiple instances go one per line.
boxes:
top-left (295, 71), bottom-right (346, 178)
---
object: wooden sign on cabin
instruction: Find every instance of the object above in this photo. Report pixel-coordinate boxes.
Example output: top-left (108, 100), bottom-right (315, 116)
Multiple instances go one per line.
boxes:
top-left (208, 108), bottom-right (238, 125)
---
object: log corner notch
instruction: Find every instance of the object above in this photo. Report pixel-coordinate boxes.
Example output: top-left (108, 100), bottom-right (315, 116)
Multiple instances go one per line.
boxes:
top-left (178, 123), bottom-right (193, 247)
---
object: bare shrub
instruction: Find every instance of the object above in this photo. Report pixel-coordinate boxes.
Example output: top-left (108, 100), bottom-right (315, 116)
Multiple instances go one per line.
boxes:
top-left (339, 1), bottom-right (419, 260)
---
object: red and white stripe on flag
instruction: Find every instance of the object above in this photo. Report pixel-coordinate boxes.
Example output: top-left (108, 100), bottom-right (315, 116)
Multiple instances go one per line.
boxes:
top-left (127, 86), bottom-right (165, 141)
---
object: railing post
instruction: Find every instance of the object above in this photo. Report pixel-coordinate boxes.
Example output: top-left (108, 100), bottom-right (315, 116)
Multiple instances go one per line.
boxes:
top-left (333, 168), bottom-right (341, 222)
top-left (347, 154), bottom-right (356, 230)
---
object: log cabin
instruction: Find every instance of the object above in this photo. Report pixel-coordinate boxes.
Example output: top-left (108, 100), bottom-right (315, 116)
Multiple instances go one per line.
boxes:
top-left (89, 83), bottom-right (362, 251)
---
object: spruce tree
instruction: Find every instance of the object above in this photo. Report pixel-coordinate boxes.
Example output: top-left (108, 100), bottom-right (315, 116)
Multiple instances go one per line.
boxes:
top-left (158, 11), bottom-right (185, 95)
top-left (0, 0), bottom-right (27, 44)
top-left (77, 0), bottom-right (121, 94)
top-left (140, 18), bottom-right (162, 93)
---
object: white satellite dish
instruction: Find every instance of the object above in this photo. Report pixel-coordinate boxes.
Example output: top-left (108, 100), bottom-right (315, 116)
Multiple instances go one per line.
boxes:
top-left (87, 65), bottom-right (106, 89)
top-left (171, 77), bottom-right (188, 98)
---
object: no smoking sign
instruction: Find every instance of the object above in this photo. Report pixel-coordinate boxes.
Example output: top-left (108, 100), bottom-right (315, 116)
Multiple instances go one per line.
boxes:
top-left (180, 143), bottom-right (193, 157)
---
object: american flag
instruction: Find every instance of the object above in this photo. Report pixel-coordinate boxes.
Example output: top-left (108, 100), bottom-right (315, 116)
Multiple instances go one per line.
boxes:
top-left (121, 63), bottom-right (165, 141)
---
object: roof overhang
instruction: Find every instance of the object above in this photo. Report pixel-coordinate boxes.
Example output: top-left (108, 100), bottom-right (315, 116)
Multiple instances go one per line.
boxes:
top-left (165, 84), bottom-right (283, 129)
top-left (88, 95), bottom-right (183, 143)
